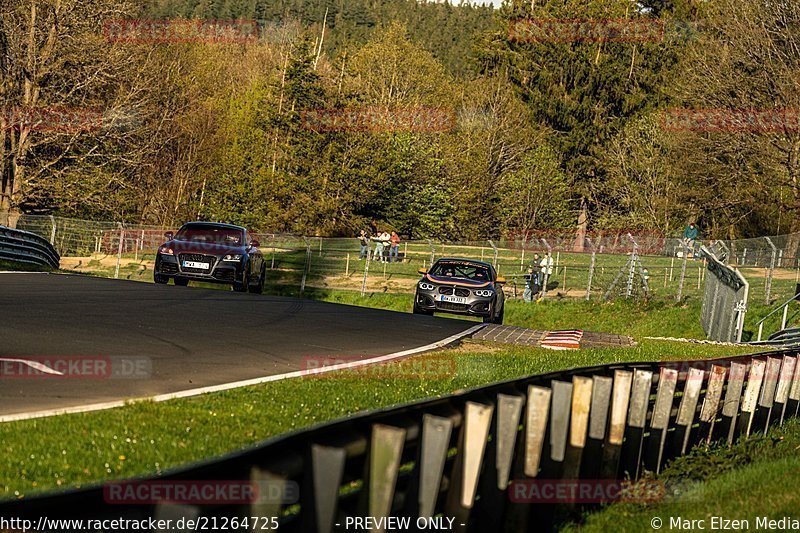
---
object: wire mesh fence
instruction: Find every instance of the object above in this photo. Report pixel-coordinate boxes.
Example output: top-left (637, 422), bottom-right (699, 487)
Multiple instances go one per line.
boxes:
top-left (11, 215), bottom-right (800, 312)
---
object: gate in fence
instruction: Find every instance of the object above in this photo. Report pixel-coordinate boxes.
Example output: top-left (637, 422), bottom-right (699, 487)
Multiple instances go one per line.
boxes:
top-left (700, 246), bottom-right (749, 343)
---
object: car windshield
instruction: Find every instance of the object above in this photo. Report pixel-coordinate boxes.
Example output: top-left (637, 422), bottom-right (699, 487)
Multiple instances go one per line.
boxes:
top-left (429, 262), bottom-right (490, 281)
top-left (174, 225), bottom-right (243, 245)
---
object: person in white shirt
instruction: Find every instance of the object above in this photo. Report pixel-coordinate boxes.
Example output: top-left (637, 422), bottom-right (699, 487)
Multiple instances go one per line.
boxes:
top-left (539, 252), bottom-right (554, 277)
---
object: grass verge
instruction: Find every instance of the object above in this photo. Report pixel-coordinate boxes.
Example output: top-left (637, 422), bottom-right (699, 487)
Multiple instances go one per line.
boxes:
top-left (1, 340), bottom-right (757, 499)
top-left (0, 259), bottom-right (51, 272)
top-left (565, 418), bottom-right (800, 531)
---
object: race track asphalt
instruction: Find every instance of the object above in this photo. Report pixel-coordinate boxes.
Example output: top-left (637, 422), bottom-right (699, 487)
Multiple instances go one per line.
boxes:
top-left (0, 273), bottom-right (475, 417)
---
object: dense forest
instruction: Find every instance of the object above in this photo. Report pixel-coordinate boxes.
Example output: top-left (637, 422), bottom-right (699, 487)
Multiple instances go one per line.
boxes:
top-left (1, 0), bottom-right (799, 240)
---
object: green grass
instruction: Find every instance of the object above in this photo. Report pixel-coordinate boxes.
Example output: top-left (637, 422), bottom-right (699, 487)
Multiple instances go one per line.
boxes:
top-left (565, 419), bottom-right (800, 532)
top-left (0, 259), bottom-right (51, 272)
top-left (0, 340), bottom-right (757, 499)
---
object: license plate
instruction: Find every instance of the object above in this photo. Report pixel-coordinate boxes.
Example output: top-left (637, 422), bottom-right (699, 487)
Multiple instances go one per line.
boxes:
top-left (437, 295), bottom-right (467, 304)
top-left (183, 261), bottom-right (210, 270)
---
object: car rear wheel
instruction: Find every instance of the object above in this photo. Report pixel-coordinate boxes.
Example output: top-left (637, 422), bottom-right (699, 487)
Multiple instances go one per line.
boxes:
top-left (174, 277), bottom-right (189, 287)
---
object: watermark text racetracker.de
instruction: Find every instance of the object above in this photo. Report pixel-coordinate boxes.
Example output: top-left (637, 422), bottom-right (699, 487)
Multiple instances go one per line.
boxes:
top-left (301, 107), bottom-right (457, 133)
top-left (0, 355), bottom-right (151, 379)
top-left (0, 515), bottom-right (280, 532)
top-left (662, 108), bottom-right (800, 133)
top-left (300, 355), bottom-right (456, 379)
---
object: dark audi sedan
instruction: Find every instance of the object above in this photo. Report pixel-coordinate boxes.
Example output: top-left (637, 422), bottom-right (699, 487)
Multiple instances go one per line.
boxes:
top-left (414, 258), bottom-right (506, 324)
top-left (154, 222), bottom-right (265, 293)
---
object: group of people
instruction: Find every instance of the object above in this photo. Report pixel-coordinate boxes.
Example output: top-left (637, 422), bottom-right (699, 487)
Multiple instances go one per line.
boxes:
top-left (522, 252), bottom-right (554, 303)
top-left (358, 230), bottom-right (401, 263)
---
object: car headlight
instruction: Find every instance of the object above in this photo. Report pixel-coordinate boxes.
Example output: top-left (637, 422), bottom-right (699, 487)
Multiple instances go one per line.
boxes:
top-left (418, 282), bottom-right (435, 291)
top-left (474, 289), bottom-right (494, 298)
top-left (158, 245), bottom-right (174, 255)
top-left (223, 254), bottom-right (243, 262)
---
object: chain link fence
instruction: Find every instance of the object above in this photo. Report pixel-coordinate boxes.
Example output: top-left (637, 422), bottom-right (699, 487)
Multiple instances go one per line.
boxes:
top-left (11, 215), bottom-right (800, 312)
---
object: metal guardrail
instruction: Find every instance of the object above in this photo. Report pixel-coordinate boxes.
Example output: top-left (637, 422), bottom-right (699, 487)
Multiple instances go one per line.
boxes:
top-left (2, 347), bottom-right (799, 531)
top-left (0, 226), bottom-right (60, 269)
top-left (700, 246), bottom-right (749, 343)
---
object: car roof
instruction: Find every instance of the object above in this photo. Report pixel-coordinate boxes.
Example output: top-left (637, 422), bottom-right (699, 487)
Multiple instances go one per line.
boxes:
top-left (180, 221), bottom-right (246, 232)
top-left (434, 257), bottom-right (494, 269)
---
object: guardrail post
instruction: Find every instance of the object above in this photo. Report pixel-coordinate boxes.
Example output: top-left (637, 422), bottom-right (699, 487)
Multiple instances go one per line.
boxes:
top-left (765, 237), bottom-right (777, 305)
top-left (114, 223), bottom-right (124, 279)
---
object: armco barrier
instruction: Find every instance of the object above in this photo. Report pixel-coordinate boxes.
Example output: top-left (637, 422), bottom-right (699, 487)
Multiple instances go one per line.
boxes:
top-left (0, 226), bottom-right (60, 268)
top-left (1, 349), bottom-right (798, 531)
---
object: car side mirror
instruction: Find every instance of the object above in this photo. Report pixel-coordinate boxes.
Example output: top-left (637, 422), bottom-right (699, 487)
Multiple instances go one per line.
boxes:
top-left (250, 239), bottom-right (260, 248)
top-left (495, 276), bottom-right (507, 284)
top-left (164, 231), bottom-right (174, 241)
top-left (418, 268), bottom-right (428, 275)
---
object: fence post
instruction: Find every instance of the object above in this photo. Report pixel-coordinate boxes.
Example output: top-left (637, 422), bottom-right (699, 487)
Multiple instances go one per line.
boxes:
top-left (48, 215), bottom-right (56, 245)
top-left (677, 242), bottom-right (689, 301)
top-left (345, 253), bottom-right (350, 276)
top-left (586, 238), bottom-right (596, 301)
top-left (300, 239), bottom-right (311, 295)
top-left (625, 237), bottom-right (639, 299)
top-left (114, 223), bottom-right (124, 279)
top-left (427, 239), bottom-right (435, 265)
top-left (319, 238), bottom-right (323, 257)
top-left (487, 240), bottom-right (498, 268)
top-left (765, 237), bottom-right (777, 305)
top-left (361, 251), bottom-right (371, 297)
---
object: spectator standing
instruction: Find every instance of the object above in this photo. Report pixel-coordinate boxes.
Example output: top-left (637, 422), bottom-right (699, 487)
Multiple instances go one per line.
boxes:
top-left (389, 232), bottom-right (401, 263)
top-left (531, 254), bottom-right (542, 296)
top-left (523, 267), bottom-right (536, 302)
top-left (539, 252), bottom-right (554, 294)
top-left (358, 230), bottom-right (370, 260)
top-left (372, 231), bottom-right (390, 262)
top-left (683, 223), bottom-right (699, 255)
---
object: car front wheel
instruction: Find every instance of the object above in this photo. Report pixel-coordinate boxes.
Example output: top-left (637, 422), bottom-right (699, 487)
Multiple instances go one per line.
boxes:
top-left (233, 265), bottom-right (248, 292)
top-left (413, 302), bottom-right (433, 316)
top-left (491, 304), bottom-right (504, 325)
top-left (154, 271), bottom-right (168, 284)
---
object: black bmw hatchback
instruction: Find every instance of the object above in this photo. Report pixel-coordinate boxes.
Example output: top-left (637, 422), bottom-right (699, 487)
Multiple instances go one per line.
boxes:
top-left (414, 258), bottom-right (506, 324)
top-left (154, 222), bottom-right (266, 293)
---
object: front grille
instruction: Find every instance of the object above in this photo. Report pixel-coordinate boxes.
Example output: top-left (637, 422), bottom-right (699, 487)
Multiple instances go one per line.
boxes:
top-left (160, 262), bottom-right (178, 274)
top-left (455, 288), bottom-right (470, 297)
top-left (436, 302), bottom-right (468, 312)
top-left (213, 269), bottom-right (236, 282)
top-left (438, 287), bottom-right (454, 295)
top-left (178, 254), bottom-right (217, 274)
